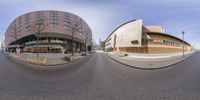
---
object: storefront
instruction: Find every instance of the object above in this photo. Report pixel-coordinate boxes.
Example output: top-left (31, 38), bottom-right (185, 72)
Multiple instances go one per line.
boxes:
top-left (24, 45), bottom-right (64, 53)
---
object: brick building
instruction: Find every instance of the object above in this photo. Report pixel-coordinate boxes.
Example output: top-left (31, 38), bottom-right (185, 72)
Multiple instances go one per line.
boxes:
top-left (105, 19), bottom-right (192, 54)
top-left (4, 10), bottom-right (92, 53)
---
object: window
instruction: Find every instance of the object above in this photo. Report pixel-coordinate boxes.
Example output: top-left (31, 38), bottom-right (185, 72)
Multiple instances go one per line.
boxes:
top-left (172, 42), bottom-right (174, 45)
top-left (147, 38), bottom-right (153, 43)
top-left (131, 40), bottom-right (139, 44)
top-left (50, 11), bottom-right (58, 27)
top-left (157, 39), bottom-right (162, 43)
top-left (18, 16), bottom-right (22, 29)
top-left (107, 38), bottom-right (111, 42)
top-left (64, 21), bottom-right (70, 29)
top-left (160, 40), bottom-right (163, 43)
top-left (153, 39), bottom-right (157, 43)
top-left (18, 29), bottom-right (22, 33)
top-left (17, 16), bottom-right (22, 32)
top-left (18, 16), bottom-right (22, 25)
top-left (79, 21), bottom-right (83, 32)
top-left (142, 38), bottom-right (148, 44)
top-left (170, 41), bottom-right (173, 45)
top-left (36, 11), bottom-right (44, 25)
top-left (163, 40), bottom-right (166, 44)
top-left (25, 14), bottom-right (31, 31)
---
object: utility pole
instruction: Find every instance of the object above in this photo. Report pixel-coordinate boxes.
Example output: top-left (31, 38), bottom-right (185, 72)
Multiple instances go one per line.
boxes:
top-left (182, 31), bottom-right (185, 57)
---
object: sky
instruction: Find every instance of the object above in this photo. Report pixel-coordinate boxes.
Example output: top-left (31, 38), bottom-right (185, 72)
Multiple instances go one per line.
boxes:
top-left (0, 0), bottom-right (200, 48)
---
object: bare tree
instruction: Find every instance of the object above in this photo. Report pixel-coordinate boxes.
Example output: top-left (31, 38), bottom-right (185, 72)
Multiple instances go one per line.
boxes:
top-left (84, 33), bottom-right (88, 55)
top-left (31, 16), bottom-right (48, 57)
top-left (71, 23), bottom-right (76, 56)
top-left (70, 21), bottom-right (82, 56)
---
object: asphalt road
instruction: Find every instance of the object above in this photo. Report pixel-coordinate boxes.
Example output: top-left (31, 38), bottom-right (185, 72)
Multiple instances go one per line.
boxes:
top-left (0, 51), bottom-right (200, 100)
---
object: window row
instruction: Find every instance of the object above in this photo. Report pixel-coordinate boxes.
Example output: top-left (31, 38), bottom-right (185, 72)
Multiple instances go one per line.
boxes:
top-left (14, 12), bottom-right (84, 30)
top-left (50, 11), bottom-right (58, 27)
top-left (142, 38), bottom-right (182, 47)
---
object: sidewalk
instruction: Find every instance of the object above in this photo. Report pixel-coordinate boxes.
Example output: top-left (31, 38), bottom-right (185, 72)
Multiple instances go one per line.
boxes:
top-left (9, 52), bottom-right (88, 66)
top-left (106, 51), bottom-right (197, 69)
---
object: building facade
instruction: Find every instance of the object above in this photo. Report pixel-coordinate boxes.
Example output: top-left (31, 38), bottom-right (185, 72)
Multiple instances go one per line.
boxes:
top-left (1, 36), bottom-right (5, 52)
top-left (105, 19), bottom-right (192, 54)
top-left (4, 10), bottom-right (92, 53)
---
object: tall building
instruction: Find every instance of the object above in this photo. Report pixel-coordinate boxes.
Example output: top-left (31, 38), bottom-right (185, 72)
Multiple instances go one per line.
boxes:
top-left (1, 36), bottom-right (5, 52)
top-left (105, 19), bottom-right (192, 54)
top-left (4, 10), bottom-right (92, 53)
top-left (99, 39), bottom-right (105, 51)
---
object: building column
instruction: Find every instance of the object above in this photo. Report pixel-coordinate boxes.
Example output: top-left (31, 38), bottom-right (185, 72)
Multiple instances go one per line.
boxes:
top-left (79, 43), bottom-right (81, 52)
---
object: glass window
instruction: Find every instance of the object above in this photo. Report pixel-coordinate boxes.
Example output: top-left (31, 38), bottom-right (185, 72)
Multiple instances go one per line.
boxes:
top-left (25, 14), bottom-right (31, 30)
top-left (35, 11), bottom-right (44, 26)
top-left (50, 11), bottom-right (58, 27)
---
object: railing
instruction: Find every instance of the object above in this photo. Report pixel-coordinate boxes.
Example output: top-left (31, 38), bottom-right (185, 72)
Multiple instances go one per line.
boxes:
top-left (50, 40), bottom-right (64, 43)
top-left (25, 40), bottom-right (48, 45)
top-left (40, 40), bottom-right (48, 43)
top-left (25, 41), bottom-right (37, 45)
top-left (25, 40), bottom-right (64, 45)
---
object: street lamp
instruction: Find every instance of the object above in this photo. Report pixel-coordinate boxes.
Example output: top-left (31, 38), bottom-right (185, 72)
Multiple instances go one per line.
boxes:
top-left (182, 31), bottom-right (185, 57)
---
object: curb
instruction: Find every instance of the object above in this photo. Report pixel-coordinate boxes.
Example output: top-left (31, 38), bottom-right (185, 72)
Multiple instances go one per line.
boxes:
top-left (8, 53), bottom-right (95, 67)
top-left (105, 51), bottom-right (198, 70)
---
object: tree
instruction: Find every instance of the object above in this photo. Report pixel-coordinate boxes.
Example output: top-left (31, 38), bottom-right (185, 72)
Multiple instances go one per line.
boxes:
top-left (71, 23), bottom-right (76, 56)
top-left (84, 33), bottom-right (89, 55)
top-left (70, 21), bottom-right (82, 56)
top-left (31, 15), bottom-right (48, 57)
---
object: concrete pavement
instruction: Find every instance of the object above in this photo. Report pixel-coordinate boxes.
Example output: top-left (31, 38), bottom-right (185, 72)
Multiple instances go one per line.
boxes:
top-left (8, 52), bottom-right (86, 66)
top-left (106, 51), bottom-right (196, 69)
top-left (0, 51), bottom-right (200, 99)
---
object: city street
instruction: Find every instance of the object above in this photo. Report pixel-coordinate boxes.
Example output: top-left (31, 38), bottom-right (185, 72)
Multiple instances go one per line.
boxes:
top-left (0, 51), bottom-right (200, 99)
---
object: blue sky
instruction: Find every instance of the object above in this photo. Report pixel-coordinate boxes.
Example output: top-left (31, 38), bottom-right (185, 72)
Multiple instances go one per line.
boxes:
top-left (0, 0), bottom-right (199, 48)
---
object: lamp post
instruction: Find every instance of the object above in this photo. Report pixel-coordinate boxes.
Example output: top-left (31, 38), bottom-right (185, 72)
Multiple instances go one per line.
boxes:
top-left (182, 31), bottom-right (185, 57)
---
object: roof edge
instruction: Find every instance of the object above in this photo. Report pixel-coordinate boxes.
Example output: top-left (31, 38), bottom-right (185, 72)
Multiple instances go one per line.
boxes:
top-left (105, 18), bottom-right (142, 41)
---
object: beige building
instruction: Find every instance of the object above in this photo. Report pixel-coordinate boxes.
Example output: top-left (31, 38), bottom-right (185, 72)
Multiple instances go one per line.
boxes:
top-left (105, 19), bottom-right (192, 54)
